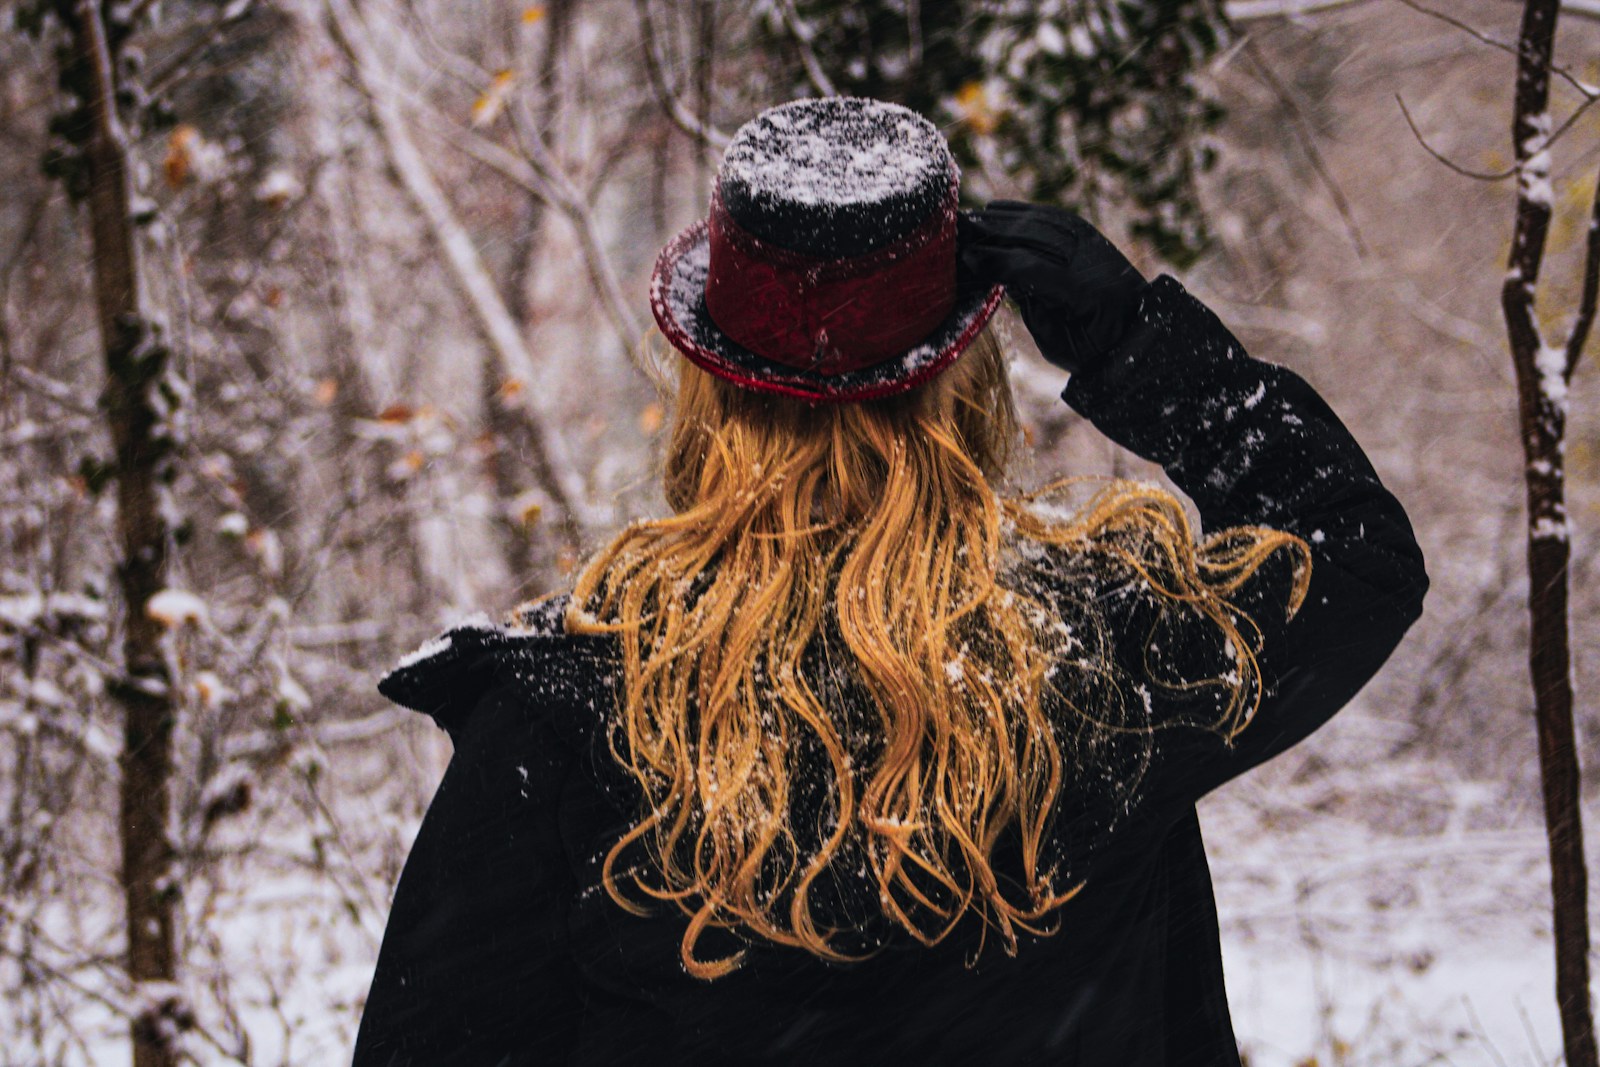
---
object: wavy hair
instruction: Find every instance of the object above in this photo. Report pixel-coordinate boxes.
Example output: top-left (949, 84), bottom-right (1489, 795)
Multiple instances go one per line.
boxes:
top-left (565, 327), bottom-right (1310, 979)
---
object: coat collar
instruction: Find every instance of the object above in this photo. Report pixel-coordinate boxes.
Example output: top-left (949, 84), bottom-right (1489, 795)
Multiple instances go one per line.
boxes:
top-left (376, 595), bottom-right (615, 739)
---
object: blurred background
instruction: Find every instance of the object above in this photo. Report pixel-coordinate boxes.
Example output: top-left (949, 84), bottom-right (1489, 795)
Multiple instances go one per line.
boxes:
top-left (1, 0), bottom-right (1597, 1063)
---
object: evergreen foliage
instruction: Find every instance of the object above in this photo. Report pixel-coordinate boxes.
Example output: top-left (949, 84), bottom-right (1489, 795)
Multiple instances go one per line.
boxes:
top-left (758, 1), bottom-right (1231, 265)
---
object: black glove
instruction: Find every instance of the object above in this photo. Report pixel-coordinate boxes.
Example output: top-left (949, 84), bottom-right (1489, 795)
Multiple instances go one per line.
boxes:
top-left (958, 201), bottom-right (1149, 375)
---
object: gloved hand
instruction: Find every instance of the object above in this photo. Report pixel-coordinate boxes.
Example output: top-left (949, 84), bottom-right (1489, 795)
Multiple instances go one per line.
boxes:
top-left (958, 201), bottom-right (1149, 375)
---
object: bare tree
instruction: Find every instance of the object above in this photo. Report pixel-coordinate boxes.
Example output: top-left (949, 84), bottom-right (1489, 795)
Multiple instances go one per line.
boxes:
top-left (1501, 3), bottom-right (1599, 1065)
top-left (58, 3), bottom-right (189, 1064)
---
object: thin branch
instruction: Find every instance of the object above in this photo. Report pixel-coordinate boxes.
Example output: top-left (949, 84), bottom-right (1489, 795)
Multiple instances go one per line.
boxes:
top-left (327, 0), bottom-right (594, 530)
top-left (1240, 39), bottom-right (1368, 256)
top-left (414, 98), bottom-right (648, 365)
top-left (0, 935), bottom-right (246, 1065)
top-left (1231, 0), bottom-right (1600, 24)
top-left (1224, 0), bottom-right (1367, 18)
top-left (143, 0), bottom-right (259, 100)
top-left (1391, 2), bottom-right (1600, 179)
top-left (116, 0), bottom-right (163, 25)
top-left (1536, 90), bottom-right (1600, 158)
top-left (222, 708), bottom-right (411, 760)
top-left (693, 0), bottom-right (715, 191)
top-left (905, 0), bottom-right (924, 71)
top-left (341, 20), bottom-right (649, 360)
top-left (582, 99), bottom-right (658, 202)
top-left (1396, 94), bottom-right (1516, 181)
top-left (4, 364), bottom-right (98, 416)
top-left (774, 0), bottom-right (838, 96)
top-left (1564, 165), bottom-right (1600, 372)
top-left (634, 0), bottom-right (730, 149)
top-left (208, 155), bottom-right (330, 329)
top-left (1392, 0), bottom-right (1599, 101)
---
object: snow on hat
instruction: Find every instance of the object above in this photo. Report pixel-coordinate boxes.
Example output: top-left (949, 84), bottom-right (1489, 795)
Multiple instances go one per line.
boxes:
top-left (649, 97), bottom-right (1004, 403)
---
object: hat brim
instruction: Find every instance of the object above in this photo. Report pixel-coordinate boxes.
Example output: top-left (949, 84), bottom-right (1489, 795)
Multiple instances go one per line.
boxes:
top-left (649, 220), bottom-right (1005, 404)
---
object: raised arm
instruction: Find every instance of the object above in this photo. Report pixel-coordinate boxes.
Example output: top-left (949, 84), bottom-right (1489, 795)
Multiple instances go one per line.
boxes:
top-left (1061, 274), bottom-right (1427, 802)
top-left (961, 204), bottom-right (1428, 805)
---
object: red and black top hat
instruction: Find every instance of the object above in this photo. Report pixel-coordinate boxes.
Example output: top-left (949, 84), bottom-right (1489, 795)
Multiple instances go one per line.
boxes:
top-left (650, 97), bottom-right (1005, 403)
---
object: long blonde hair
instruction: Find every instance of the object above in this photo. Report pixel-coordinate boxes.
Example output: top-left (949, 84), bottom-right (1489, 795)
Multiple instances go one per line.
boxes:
top-left (566, 328), bottom-right (1309, 978)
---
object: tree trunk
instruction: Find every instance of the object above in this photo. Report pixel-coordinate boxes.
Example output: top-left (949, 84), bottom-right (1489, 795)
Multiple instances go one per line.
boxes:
top-left (1501, 4), bottom-right (1598, 1066)
top-left (64, 2), bottom-right (186, 1064)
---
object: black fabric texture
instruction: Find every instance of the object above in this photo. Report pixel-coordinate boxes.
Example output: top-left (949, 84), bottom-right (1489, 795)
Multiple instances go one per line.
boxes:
top-left (958, 202), bottom-right (1149, 374)
top-left (353, 275), bottom-right (1428, 1066)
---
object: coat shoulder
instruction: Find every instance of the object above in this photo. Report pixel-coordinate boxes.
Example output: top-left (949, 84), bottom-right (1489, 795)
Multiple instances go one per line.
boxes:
top-left (377, 594), bottom-right (620, 740)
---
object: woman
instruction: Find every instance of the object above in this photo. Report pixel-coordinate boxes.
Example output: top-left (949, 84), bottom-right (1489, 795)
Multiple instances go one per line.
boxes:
top-left (354, 98), bottom-right (1426, 1066)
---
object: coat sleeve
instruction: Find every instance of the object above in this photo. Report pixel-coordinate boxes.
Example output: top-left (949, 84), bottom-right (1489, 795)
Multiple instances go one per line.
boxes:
top-left (1060, 275), bottom-right (1429, 807)
top-left (353, 676), bottom-right (581, 1067)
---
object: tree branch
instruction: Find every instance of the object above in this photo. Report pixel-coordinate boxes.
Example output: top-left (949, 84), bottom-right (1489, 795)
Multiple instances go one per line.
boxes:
top-left (143, 0), bottom-right (259, 100)
top-left (66, 4), bottom-right (187, 1064)
top-left (413, 99), bottom-right (649, 369)
top-left (773, 0), bottom-right (838, 97)
top-left (1499, 3), bottom-right (1599, 1065)
top-left (333, 23), bottom-right (649, 367)
top-left (327, 0), bottom-right (595, 531)
top-left (1392, 0), bottom-right (1599, 99)
top-left (5, 363), bottom-right (98, 416)
top-left (1396, 95), bottom-right (1516, 181)
top-left (1565, 165), bottom-right (1600, 372)
top-left (1240, 39), bottom-right (1368, 256)
top-left (634, 0), bottom-right (730, 150)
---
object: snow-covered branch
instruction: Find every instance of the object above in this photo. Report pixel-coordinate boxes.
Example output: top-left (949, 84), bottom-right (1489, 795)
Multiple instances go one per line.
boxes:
top-left (635, 0), bottom-right (732, 149)
top-left (328, 0), bottom-right (594, 532)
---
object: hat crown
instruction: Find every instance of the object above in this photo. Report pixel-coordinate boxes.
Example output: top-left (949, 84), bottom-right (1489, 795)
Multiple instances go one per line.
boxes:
top-left (717, 97), bottom-right (955, 259)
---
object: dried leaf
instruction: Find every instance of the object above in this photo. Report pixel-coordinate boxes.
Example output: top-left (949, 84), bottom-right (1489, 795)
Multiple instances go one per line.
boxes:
top-left (245, 528), bottom-right (284, 577)
top-left (472, 70), bottom-right (517, 128)
top-left (521, 5), bottom-right (546, 23)
top-left (953, 81), bottom-right (1001, 137)
top-left (638, 402), bottom-right (664, 433)
top-left (194, 671), bottom-right (232, 708)
top-left (377, 403), bottom-right (415, 423)
top-left (164, 125), bottom-right (201, 189)
top-left (495, 377), bottom-right (526, 406)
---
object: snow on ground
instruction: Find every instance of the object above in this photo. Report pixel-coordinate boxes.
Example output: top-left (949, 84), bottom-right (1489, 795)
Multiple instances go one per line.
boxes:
top-left (7, 709), bottom-right (1587, 1065)
top-left (1205, 706), bottom-right (1582, 1067)
top-left (1214, 803), bottom-right (1566, 1067)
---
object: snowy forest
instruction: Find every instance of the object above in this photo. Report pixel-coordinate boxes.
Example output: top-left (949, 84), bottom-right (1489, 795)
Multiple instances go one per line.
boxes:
top-left (2, 0), bottom-right (1598, 1064)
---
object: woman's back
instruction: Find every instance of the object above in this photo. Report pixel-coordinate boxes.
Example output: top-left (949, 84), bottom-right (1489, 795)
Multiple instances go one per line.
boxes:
top-left (360, 595), bottom-right (1229, 1065)
top-left (355, 262), bottom-right (1427, 1064)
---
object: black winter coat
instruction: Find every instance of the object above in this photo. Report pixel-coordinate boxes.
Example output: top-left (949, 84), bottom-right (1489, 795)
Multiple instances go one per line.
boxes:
top-left (353, 276), bottom-right (1428, 1066)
